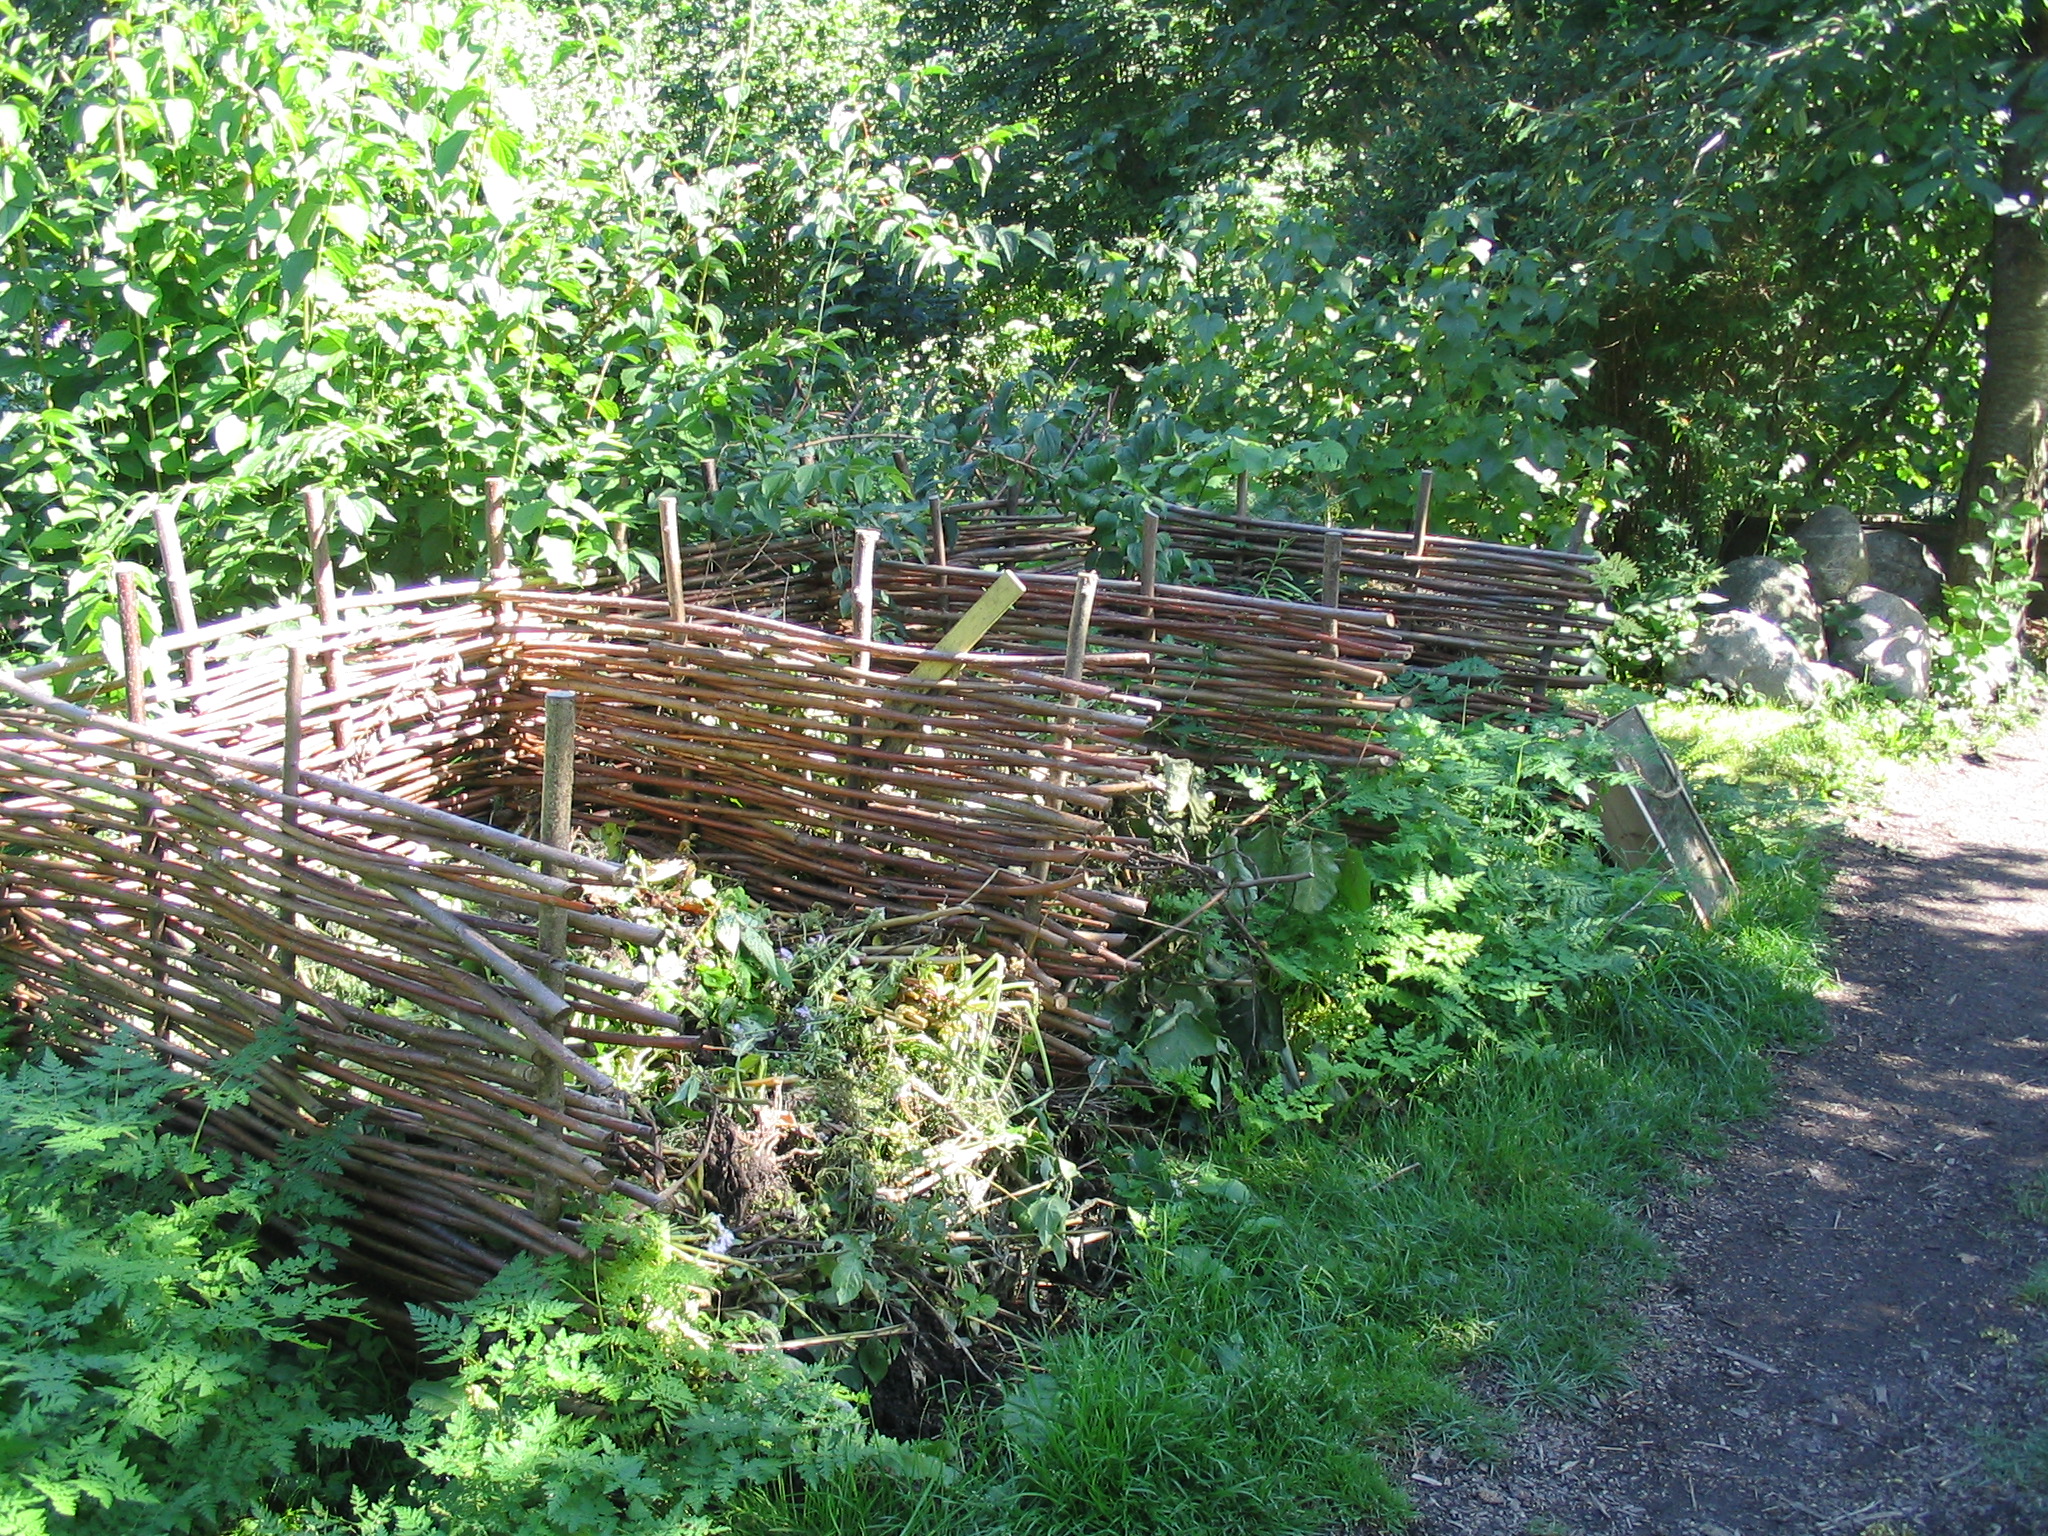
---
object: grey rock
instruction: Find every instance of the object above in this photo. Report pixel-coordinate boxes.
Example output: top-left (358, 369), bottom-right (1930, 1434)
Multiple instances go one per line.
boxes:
top-left (1712, 557), bottom-right (1824, 659)
top-left (1827, 584), bottom-right (1931, 702)
top-left (1792, 505), bottom-right (1870, 603)
top-left (1671, 610), bottom-right (1847, 707)
top-left (1863, 527), bottom-right (1945, 613)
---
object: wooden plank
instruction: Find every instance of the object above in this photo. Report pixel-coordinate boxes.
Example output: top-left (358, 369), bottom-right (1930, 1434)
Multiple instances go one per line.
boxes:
top-left (907, 571), bottom-right (1027, 681)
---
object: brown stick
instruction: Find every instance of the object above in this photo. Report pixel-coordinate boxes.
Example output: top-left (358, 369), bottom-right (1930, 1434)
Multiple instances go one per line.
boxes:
top-left (1410, 468), bottom-right (1434, 559)
top-left (150, 501), bottom-right (203, 689)
top-left (114, 566), bottom-right (146, 725)
top-left (485, 477), bottom-right (512, 579)
top-left (659, 495), bottom-right (686, 622)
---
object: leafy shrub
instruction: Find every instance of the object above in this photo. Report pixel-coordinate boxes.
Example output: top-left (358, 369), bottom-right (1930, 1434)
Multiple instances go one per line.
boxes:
top-left (0, 1044), bottom-right (378, 1536)
top-left (1079, 201), bottom-right (1632, 540)
top-left (1932, 504), bottom-right (2042, 706)
top-left (0, 0), bottom-right (1005, 651)
top-left (1111, 710), bottom-right (1670, 1115)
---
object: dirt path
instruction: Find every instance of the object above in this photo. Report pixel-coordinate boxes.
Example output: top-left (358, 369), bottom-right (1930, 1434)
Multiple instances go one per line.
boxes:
top-left (1407, 724), bottom-right (2048, 1536)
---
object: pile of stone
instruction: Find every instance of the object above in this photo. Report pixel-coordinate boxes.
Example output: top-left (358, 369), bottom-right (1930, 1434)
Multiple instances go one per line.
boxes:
top-left (1671, 507), bottom-right (1944, 706)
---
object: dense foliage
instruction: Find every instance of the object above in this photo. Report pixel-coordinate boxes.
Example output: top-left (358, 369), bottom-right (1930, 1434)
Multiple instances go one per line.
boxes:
top-left (0, 1045), bottom-right (375, 1535)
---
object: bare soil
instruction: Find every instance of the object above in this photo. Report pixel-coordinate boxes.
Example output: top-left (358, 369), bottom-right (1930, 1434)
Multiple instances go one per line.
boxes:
top-left (1403, 724), bottom-right (2048, 1536)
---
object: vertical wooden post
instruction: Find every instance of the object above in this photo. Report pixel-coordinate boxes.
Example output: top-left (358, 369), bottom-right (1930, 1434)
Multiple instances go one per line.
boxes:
top-left (302, 487), bottom-right (344, 745)
top-left (1064, 570), bottom-right (1099, 683)
top-left (928, 495), bottom-right (949, 571)
top-left (279, 644), bottom-right (305, 982)
top-left (847, 528), bottom-right (881, 764)
top-left (114, 566), bottom-right (146, 724)
top-left (1031, 570), bottom-right (1101, 901)
top-left (150, 501), bottom-right (203, 691)
top-left (538, 691), bottom-right (575, 973)
top-left (303, 486), bottom-right (336, 625)
top-left (701, 458), bottom-right (720, 497)
top-left (1322, 530), bottom-right (1344, 660)
top-left (531, 688), bottom-right (576, 1224)
top-left (1410, 468), bottom-right (1435, 559)
top-left (893, 449), bottom-right (912, 487)
top-left (484, 476), bottom-right (512, 579)
top-left (1232, 474), bottom-right (1250, 585)
top-left (851, 528), bottom-right (880, 672)
top-left (115, 563), bottom-right (167, 1018)
top-left (659, 494), bottom-right (686, 623)
top-left (1139, 511), bottom-right (1161, 596)
top-left (1138, 509), bottom-right (1161, 664)
top-left (1568, 501), bottom-right (1600, 555)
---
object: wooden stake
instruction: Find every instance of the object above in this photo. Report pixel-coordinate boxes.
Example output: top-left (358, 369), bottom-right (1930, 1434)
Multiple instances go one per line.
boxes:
top-left (532, 687), bottom-right (577, 1225)
top-left (929, 495), bottom-right (949, 576)
top-left (150, 501), bottom-right (203, 690)
top-left (658, 495), bottom-right (685, 622)
top-left (114, 565), bottom-right (146, 724)
top-left (303, 487), bottom-right (336, 627)
top-left (1063, 570), bottom-right (1099, 684)
top-left (1322, 530), bottom-right (1344, 659)
top-left (1410, 469), bottom-right (1435, 558)
top-left (279, 643), bottom-right (305, 980)
top-left (1233, 473), bottom-right (1250, 584)
top-left (851, 528), bottom-right (879, 674)
top-left (893, 449), bottom-right (912, 488)
top-left (484, 477), bottom-right (512, 579)
top-left (302, 486), bottom-right (344, 736)
top-left (538, 690), bottom-right (576, 974)
top-left (1569, 501), bottom-right (1601, 555)
top-left (701, 458), bottom-right (720, 496)
top-left (1139, 509), bottom-right (1160, 636)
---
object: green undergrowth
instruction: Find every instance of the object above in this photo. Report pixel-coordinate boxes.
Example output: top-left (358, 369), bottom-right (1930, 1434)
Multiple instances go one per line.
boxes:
top-left (726, 709), bottom-right (1837, 1536)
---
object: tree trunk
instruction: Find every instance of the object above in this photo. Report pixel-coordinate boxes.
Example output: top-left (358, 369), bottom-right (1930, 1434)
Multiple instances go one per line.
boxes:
top-left (1955, 5), bottom-right (2048, 590)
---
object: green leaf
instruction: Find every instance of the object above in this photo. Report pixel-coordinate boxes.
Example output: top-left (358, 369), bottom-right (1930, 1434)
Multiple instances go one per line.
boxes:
top-left (161, 97), bottom-right (195, 144)
top-left (1289, 836), bottom-right (1341, 913)
top-left (480, 172), bottom-right (523, 223)
top-left (1302, 438), bottom-right (1348, 472)
top-left (432, 128), bottom-right (471, 179)
top-left (1335, 848), bottom-right (1373, 913)
top-left (212, 412), bottom-right (249, 454)
top-left (826, 1249), bottom-right (867, 1305)
top-left (79, 103), bottom-right (115, 145)
top-left (120, 281), bottom-right (159, 317)
top-left (325, 203), bottom-right (371, 243)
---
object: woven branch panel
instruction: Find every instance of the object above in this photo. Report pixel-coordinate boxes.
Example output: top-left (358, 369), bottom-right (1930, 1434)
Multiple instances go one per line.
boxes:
top-left (471, 591), bottom-right (1162, 996)
top-left (940, 500), bottom-right (1610, 711)
top-left (0, 581), bottom-right (1157, 1295)
top-left (0, 679), bottom-right (677, 1300)
top-left (875, 562), bottom-right (1414, 766)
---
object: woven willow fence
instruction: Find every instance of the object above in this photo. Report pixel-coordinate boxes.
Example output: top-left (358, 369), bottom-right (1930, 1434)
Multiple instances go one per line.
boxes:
top-left (0, 477), bottom-right (1605, 1298)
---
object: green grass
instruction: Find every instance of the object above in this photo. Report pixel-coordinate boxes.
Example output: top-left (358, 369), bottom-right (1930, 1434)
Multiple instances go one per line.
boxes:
top-left (731, 843), bottom-right (1831, 1536)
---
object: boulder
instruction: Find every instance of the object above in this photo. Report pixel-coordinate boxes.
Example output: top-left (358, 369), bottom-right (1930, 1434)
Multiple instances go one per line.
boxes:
top-left (1792, 505), bottom-right (1870, 603)
top-left (1671, 610), bottom-right (1848, 707)
top-left (1712, 557), bottom-right (1824, 659)
top-left (1863, 528), bottom-right (1945, 614)
top-left (1827, 585), bottom-right (1931, 703)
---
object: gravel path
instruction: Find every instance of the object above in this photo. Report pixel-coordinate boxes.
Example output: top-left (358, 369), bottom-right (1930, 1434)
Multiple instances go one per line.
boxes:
top-left (1404, 724), bottom-right (2048, 1536)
